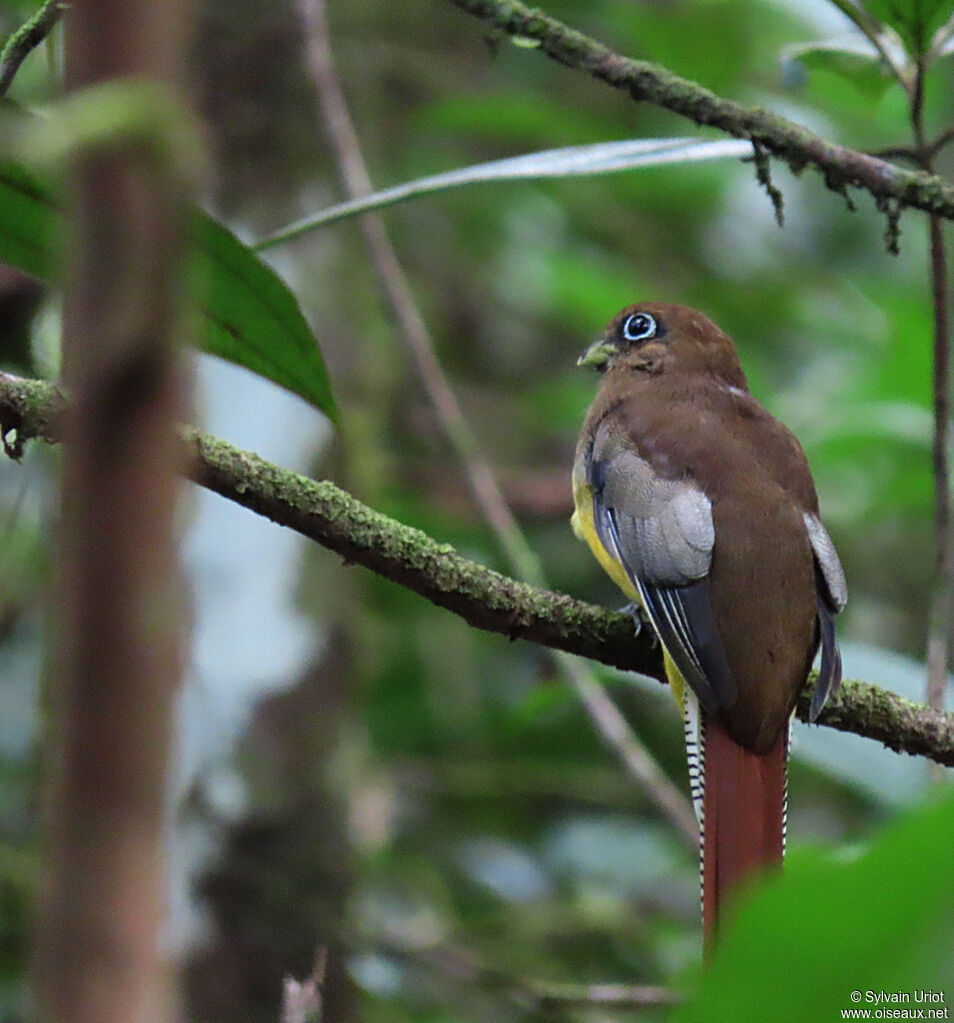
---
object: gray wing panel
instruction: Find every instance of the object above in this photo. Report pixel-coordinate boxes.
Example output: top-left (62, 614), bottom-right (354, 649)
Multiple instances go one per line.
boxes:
top-left (803, 514), bottom-right (846, 719)
top-left (588, 445), bottom-right (734, 710)
top-left (804, 513), bottom-right (847, 612)
top-left (594, 449), bottom-right (713, 585)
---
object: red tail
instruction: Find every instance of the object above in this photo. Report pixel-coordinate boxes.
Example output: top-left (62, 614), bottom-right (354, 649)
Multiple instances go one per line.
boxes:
top-left (701, 716), bottom-right (786, 957)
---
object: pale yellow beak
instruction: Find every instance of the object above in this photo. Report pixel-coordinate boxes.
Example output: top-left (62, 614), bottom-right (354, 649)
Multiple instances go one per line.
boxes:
top-left (577, 338), bottom-right (618, 370)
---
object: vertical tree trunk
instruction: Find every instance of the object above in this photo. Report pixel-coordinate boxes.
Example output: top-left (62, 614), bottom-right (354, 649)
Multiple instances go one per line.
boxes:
top-left (33, 3), bottom-right (192, 1022)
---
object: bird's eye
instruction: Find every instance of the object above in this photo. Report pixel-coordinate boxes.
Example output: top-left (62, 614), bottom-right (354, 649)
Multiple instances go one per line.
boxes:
top-left (622, 312), bottom-right (657, 342)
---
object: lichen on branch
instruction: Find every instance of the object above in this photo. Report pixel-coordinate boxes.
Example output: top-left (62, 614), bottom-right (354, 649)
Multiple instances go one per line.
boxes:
top-left (3, 370), bottom-right (954, 767)
top-left (445, 0), bottom-right (954, 225)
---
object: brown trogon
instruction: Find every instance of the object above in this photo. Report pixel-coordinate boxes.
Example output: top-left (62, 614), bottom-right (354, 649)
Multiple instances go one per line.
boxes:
top-left (572, 302), bottom-right (846, 953)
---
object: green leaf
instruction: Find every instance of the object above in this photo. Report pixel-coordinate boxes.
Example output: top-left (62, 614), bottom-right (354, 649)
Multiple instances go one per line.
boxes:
top-left (783, 40), bottom-right (899, 98)
top-left (0, 162), bottom-right (336, 418)
top-left (188, 213), bottom-right (336, 418)
top-left (0, 163), bottom-right (55, 279)
top-left (674, 795), bottom-right (954, 1022)
top-left (863, 0), bottom-right (954, 56)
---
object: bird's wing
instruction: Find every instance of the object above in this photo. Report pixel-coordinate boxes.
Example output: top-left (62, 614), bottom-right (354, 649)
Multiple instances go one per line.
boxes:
top-left (803, 513), bottom-right (847, 612)
top-left (804, 513), bottom-right (847, 720)
top-left (587, 443), bottom-right (736, 712)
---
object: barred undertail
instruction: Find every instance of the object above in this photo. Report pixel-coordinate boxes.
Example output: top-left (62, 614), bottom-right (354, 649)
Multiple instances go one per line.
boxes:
top-left (684, 686), bottom-right (706, 908)
top-left (686, 687), bottom-right (792, 915)
top-left (684, 685), bottom-right (705, 827)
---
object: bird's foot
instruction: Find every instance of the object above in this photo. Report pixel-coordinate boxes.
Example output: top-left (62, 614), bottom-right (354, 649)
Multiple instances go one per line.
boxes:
top-left (621, 602), bottom-right (656, 645)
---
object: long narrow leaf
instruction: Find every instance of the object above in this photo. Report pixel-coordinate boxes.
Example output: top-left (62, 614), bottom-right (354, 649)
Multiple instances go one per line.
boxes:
top-left (256, 137), bottom-right (752, 250)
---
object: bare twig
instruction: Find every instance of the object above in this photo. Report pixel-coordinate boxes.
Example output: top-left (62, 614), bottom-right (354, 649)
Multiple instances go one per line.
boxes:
top-left (0, 0), bottom-right (67, 96)
top-left (298, 0), bottom-right (698, 845)
top-left (560, 657), bottom-right (697, 845)
top-left (907, 59), bottom-right (952, 717)
top-left (298, 0), bottom-right (540, 584)
top-left (379, 936), bottom-right (683, 1012)
top-left (926, 212), bottom-right (951, 714)
top-left (4, 371), bottom-right (954, 765)
top-left (281, 947), bottom-right (327, 1023)
top-left (445, 0), bottom-right (954, 223)
top-left (871, 128), bottom-right (954, 167)
top-left (527, 981), bottom-right (681, 1011)
top-left (927, 126), bottom-right (954, 162)
top-left (368, 934), bottom-right (682, 1012)
top-left (870, 145), bottom-right (921, 164)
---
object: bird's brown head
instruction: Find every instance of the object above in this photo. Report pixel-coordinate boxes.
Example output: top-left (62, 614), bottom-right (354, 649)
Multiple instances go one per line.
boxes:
top-left (578, 302), bottom-right (748, 390)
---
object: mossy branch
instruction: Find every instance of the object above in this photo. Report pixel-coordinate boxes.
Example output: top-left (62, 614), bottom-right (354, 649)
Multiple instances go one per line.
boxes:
top-left (445, 0), bottom-right (954, 225)
top-left (0, 0), bottom-right (67, 97)
top-left (3, 370), bottom-right (953, 767)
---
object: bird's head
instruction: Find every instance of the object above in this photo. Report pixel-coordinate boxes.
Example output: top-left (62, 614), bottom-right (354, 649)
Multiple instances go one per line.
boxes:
top-left (578, 302), bottom-right (748, 390)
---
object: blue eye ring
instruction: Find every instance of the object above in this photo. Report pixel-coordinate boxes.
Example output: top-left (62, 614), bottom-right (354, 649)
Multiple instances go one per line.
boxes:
top-left (622, 312), bottom-right (657, 342)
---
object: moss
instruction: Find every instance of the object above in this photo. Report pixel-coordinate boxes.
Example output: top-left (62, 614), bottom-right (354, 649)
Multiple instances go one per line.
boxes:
top-left (447, 0), bottom-right (954, 222)
top-left (5, 371), bottom-right (953, 766)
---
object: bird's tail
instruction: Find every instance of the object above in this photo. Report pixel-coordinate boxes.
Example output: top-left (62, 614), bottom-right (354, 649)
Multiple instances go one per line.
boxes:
top-left (687, 703), bottom-right (786, 958)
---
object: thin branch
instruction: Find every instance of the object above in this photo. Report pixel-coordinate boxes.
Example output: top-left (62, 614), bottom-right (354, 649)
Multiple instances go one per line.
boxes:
top-left (0, 0), bottom-right (67, 96)
top-left (187, 424), bottom-right (654, 669)
top-left (527, 981), bottom-right (681, 1011)
top-left (927, 126), bottom-right (954, 162)
top-left (3, 370), bottom-right (954, 766)
top-left (912, 134), bottom-right (948, 720)
top-left (299, 0), bottom-right (541, 584)
top-left (926, 214), bottom-right (951, 714)
top-left (870, 145), bottom-right (920, 165)
top-left (444, 0), bottom-right (954, 223)
top-left (372, 936), bottom-right (682, 1013)
top-left (906, 55), bottom-right (952, 717)
top-left (0, 369), bottom-right (660, 674)
top-left (870, 128), bottom-right (954, 167)
top-left (299, 0), bottom-right (697, 846)
top-left (563, 659), bottom-right (696, 845)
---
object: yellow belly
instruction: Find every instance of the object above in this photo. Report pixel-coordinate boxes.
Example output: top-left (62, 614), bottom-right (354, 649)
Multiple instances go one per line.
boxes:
top-left (572, 478), bottom-right (685, 709)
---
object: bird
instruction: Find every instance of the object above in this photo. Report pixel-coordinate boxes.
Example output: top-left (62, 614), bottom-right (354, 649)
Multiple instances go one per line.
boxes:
top-left (572, 302), bottom-right (846, 954)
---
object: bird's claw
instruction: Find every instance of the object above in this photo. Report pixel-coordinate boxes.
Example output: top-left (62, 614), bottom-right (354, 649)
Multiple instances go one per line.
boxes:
top-left (621, 601), bottom-right (657, 646)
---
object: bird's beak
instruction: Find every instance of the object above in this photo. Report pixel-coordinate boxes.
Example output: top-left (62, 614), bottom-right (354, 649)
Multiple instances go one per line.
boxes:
top-left (577, 337), bottom-right (618, 371)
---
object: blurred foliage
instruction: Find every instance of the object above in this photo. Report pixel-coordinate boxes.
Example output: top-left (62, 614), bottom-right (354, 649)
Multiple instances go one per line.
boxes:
top-left (2, 0), bottom-right (954, 1020)
top-left (677, 792), bottom-right (954, 1022)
